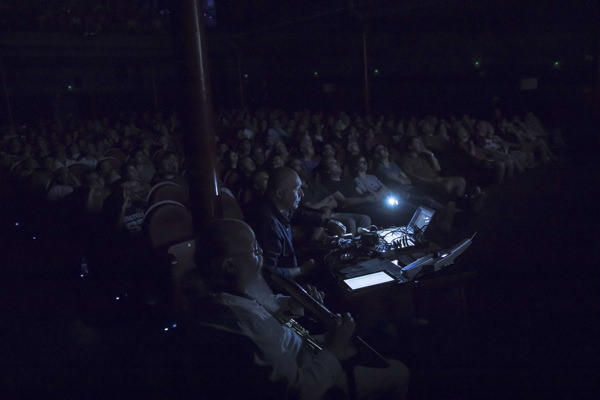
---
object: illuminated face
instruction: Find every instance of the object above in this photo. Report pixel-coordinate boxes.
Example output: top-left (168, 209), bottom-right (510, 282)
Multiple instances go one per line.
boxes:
top-left (324, 157), bottom-right (342, 176)
top-left (347, 141), bottom-right (360, 154)
top-left (356, 157), bottom-right (368, 173)
top-left (274, 142), bottom-right (288, 158)
top-left (239, 157), bottom-right (256, 175)
top-left (375, 145), bottom-right (388, 160)
top-left (229, 225), bottom-right (264, 279)
top-left (278, 172), bottom-right (304, 211)
top-left (410, 137), bottom-right (426, 153)
top-left (322, 144), bottom-right (335, 158)
top-left (271, 156), bottom-right (284, 169)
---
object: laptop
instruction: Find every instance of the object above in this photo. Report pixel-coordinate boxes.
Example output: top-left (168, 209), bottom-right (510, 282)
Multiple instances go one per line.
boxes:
top-left (378, 206), bottom-right (436, 248)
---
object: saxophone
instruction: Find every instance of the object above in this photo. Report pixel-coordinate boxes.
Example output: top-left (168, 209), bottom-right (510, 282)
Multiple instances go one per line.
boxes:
top-left (277, 316), bottom-right (324, 354)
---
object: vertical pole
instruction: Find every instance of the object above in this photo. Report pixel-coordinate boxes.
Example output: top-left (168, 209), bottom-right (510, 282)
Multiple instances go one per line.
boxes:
top-left (596, 28), bottom-right (600, 126)
top-left (237, 52), bottom-right (245, 108)
top-left (151, 67), bottom-right (159, 112)
top-left (362, 31), bottom-right (370, 115)
top-left (1, 70), bottom-right (14, 128)
top-left (238, 54), bottom-right (245, 108)
top-left (89, 90), bottom-right (97, 120)
top-left (178, 0), bottom-right (218, 230)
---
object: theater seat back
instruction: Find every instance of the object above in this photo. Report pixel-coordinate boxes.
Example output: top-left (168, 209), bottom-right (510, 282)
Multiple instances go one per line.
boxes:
top-left (216, 190), bottom-right (245, 220)
top-left (147, 181), bottom-right (190, 208)
top-left (143, 200), bottom-right (194, 250)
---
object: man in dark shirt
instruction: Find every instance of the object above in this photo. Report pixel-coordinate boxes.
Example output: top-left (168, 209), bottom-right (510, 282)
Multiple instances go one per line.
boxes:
top-left (399, 137), bottom-right (466, 200)
top-left (247, 167), bottom-right (316, 278)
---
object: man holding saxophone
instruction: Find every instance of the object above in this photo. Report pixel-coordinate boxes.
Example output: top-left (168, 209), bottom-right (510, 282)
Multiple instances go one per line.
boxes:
top-left (195, 218), bottom-right (409, 399)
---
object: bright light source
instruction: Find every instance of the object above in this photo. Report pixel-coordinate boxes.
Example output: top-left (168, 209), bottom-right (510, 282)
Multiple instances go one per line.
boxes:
top-left (67, 85), bottom-right (73, 90)
top-left (243, 73), bottom-right (249, 79)
top-left (313, 71), bottom-right (319, 77)
top-left (386, 196), bottom-right (399, 207)
top-left (374, 68), bottom-right (380, 75)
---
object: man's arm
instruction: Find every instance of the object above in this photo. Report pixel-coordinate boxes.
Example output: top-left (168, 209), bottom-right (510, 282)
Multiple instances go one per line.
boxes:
top-left (422, 151), bottom-right (441, 172)
top-left (254, 218), bottom-right (296, 278)
top-left (399, 156), bottom-right (441, 185)
top-left (339, 193), bottom-right (377, 208)
top-left (377, 163), bottom-right (411, 185)
top-left (225, 297), bottom-right (343, 399)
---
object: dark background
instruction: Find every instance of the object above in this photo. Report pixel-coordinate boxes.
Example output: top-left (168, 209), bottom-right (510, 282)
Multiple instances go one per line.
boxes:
top-left (1, 1), bottom-right (599, 399)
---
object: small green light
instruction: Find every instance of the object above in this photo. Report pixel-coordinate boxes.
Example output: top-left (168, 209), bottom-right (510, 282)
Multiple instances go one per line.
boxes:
top-left (243, 73), bottom-right (249, 79)
top-left (554, 61), bottom-right (559, 66)
top-left (374, 69), bottom-right (380, 75)
top-left (67, 84), bottom-right (73, 90)
top-left (313, 71), bottom-right (319, 77)
top-left (474, 61), bottom-right (480, 66)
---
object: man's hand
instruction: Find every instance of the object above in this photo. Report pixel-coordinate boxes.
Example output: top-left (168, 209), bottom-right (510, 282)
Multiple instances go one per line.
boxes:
top-left (326, 219), bottom-right (346, 236)
top-left (299, 259), bottom-right (316, 276)
top-left (323, 195), bottom-right (338, 209)
top-left (304, 284), bottom-right (325, 305)
top-left (325, 312), bottom-right (355, 359)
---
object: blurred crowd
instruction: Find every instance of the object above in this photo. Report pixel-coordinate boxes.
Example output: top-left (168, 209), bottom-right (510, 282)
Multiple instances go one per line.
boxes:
top-left (0, 107), bottom-right (565, 242)
top-left (0, 105), bottom-right (566, 397)
top-left (0, 0), bottom-right (171, 35)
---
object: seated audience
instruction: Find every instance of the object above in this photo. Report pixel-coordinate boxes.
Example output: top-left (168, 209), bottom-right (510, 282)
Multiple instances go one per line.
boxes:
top-left (399, 137), bottom-right (467, 201)
top-left (450, 124), bottom-right (507, 183)
top-left (372, 144), bottom-right (447, 211)
top-left (96, 158), bottom-right (121, 186)
top-left (47, 167), bottom-right (80, 202)
top-left (472, 121), bottom-right (523, 177)
top-left (289, 158), bottom-right (370, 236)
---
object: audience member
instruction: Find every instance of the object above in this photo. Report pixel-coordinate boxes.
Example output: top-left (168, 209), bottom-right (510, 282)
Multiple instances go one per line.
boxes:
top-left (289, 158), bottom-right (369, 236)
top-left (246, 167), bottom-right (317, 278)
top-left (195, 218), bottom-right (410, 400)
top-left (399, 137), bottom-right (467, 200)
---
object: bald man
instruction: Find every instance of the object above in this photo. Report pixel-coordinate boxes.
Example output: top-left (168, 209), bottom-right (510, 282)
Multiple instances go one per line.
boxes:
top-left (246, 167), bottom-right (315, 278)
top-left (196, 219), bottom-right (409, 400)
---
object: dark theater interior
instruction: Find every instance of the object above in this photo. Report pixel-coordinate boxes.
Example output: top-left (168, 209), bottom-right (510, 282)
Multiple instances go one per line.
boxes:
top-left (1, 1), bottom-right (599, 399)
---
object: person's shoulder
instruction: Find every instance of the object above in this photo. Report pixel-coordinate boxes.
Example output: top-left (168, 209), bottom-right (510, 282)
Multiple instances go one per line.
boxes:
top-left (247, 198), bottom-right (279, 227)
top-left (251, 196), bottom-right (273, 215)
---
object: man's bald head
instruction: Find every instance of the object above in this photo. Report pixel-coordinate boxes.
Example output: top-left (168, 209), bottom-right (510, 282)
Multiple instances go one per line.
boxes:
top-left (197, 219), bottom-right (261, 284)
top-left (267, 167), bottom-right (304, 212)
top-left (267, 166), bottom-right (297, 194)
